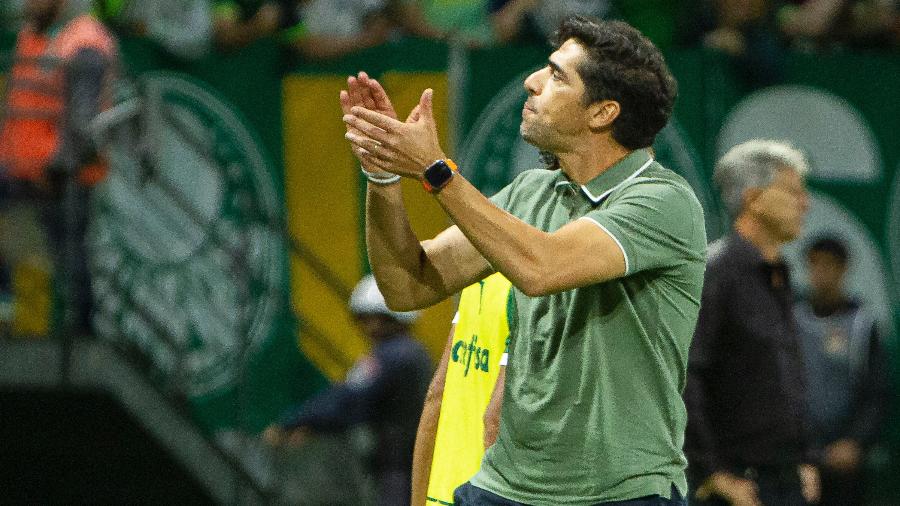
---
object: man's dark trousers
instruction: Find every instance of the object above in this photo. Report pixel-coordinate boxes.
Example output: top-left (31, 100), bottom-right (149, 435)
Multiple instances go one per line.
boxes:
top-left (453, 482), bottom-right (687, 506)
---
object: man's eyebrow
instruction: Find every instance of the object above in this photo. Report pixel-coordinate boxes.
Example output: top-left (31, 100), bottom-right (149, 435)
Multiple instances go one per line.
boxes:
top-left (548, 59), bottom-right (567, 80)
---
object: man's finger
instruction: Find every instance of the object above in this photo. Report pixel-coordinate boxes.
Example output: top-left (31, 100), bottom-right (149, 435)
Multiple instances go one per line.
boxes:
top-left (347, 75), bottom-right (366, 108)
top-left (339, 90), bottom-right (352, 116)
top-left (343, 114), bottom-right (390, 142)
top-left (357, 72), bottom-right (378, 110)
top-left (418, 88), bottom-right (435, 123)
top-left (360, 152), bottom-right (394, 174)
top-left (350, 106), bottom-right (402, 132)
top-left (359, 148), bottom-right (393, 172)
top-left (368, 78), bottom-right (396, 117)
top-left (347, 134), bottom-right (393, 163)
top-left (361, 147), bottom-right (393, 164)
top-left (345, 131), bottom-right (387, 155)
top-left (406, 104), bottom-right (421, 123)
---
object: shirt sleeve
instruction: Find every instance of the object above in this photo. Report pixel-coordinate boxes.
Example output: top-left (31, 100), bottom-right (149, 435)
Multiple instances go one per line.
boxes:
top-left (488, 169), bottom-right (532, 211)
top-left (499, 337), bottom-right (510, 366)
top-left (580, 179), bottom-right (704, 276)
top-left (683, 263), bottom-right (728, 481)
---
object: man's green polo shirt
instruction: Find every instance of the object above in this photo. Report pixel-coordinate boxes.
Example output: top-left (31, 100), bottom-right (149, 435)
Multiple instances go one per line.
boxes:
top-left (470, 149), bottom-right (707, 505)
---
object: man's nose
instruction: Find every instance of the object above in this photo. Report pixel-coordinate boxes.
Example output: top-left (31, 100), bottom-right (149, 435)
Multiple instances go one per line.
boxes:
top-left (523, 69), bottom-right (542, 96)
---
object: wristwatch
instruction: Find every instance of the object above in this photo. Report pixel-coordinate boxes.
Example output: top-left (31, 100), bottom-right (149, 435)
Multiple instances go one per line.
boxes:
top-left (422, 158), bottom-right (458, 193)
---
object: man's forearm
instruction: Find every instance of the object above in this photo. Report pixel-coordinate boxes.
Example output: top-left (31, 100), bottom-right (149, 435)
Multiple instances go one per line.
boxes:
top-left (365, 183), bottom-right (441, 310)
top-left (433, 176), bottom-right (546, 295)
top-left (410, 334), bottom-right (452, 506)
top-left (483, 367), bottom-right (505, 448)
top-left (410, 382), bottom-right (442, 506)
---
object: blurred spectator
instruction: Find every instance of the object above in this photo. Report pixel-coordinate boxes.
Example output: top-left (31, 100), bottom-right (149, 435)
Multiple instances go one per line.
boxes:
top-left (95, 0), bottom-right (212, 60)
top-left (264, 274), bottom-right (431, 505)
top-left (795, 236), bottom-right (889, 506)
top-left (0, 0), bottom-right (118, 336)
top-left (414, 0), bottom-right (496, 47)
top-left (614, 0), bottom-right (681, 50)
top-left (1, 1), bottom-right (23, 31)
top-left (212, 0), bottom-right (283, 49)
top-left (777, 0), bottom-right (899, 50)
top-left (489, 0), bottom-right (610, 45)
top-left (701, 0), bottom-right (771, 53)
top-left (213, 0), bottom-right (444, 59)
top-left (681, 0), bottom-right (786, 86)
top-left (684, 140), bottom-right (818, 506)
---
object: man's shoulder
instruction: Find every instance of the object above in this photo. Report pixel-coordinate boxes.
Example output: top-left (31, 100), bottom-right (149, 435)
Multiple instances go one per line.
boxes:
top-left (606, 165), bottom-right (707, 245)
top-left (617, 164), bottom-right (700, 206)
top-left (492, 167), bottom-right (558, 209)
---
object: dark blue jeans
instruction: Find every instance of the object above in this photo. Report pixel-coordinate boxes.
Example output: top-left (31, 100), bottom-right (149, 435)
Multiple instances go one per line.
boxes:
top-left (453, 482), bottom-right (687, 506)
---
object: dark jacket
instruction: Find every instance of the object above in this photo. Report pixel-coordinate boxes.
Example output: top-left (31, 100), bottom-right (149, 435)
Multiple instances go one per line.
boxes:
top-left (684, 234), bottom-right (817, 481)
top-left (279, 332), bottom-right (431, 470)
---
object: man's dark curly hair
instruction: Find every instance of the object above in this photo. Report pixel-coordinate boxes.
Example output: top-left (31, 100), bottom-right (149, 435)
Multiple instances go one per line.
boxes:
top-left (554, 17), bottom-right (677, 150)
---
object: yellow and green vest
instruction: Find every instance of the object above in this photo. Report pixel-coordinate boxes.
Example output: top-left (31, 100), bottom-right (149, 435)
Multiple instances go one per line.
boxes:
top-left (426, 272), bottom-right (512, 505)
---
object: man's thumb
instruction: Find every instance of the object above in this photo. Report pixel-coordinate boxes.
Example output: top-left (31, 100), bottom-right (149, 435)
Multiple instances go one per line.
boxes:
top-left (419, 88), bottom-right (434, 120)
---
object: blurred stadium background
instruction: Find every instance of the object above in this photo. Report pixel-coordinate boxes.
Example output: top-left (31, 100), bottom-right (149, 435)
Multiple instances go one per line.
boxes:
top-left (0, 0), bottom-right (897, 504)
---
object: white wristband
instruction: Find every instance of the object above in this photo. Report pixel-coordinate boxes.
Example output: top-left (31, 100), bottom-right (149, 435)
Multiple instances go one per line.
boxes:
top-left (361, 167), bottom-right (401, 185)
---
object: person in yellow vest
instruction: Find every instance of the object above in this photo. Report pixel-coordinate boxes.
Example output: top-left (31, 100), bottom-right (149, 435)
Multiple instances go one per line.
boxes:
top-left (0, 0), bottom-right (118, 336)
top-left (411, 272), bottom-right (513, 506)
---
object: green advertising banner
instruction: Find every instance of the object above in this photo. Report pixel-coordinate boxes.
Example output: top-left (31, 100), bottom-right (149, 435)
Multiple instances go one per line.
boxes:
top-left (92, 38), bottom-right (328, 433)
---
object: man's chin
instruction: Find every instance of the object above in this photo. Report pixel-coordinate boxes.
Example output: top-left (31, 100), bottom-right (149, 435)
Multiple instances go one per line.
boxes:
top-left (520, 128), bottom-right (541, 149)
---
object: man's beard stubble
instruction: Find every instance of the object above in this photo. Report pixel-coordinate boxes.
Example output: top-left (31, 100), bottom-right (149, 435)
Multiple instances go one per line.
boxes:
top-left (521, 121), bottom-right (560, 170)
top-left (539, 151), bottom-right (559, 170)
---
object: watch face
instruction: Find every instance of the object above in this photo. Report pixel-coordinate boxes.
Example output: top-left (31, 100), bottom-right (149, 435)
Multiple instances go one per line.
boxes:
top-left (89, 72), bottom-right (284, 397)
top-left (425, 160), bottom-right (452, 189)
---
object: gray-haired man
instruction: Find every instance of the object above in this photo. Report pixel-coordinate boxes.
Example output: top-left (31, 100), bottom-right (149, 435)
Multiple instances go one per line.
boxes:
top-left (684, 140), bottom-right (820, 506)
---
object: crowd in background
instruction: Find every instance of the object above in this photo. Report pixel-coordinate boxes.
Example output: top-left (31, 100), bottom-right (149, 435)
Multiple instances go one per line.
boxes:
top-left (0, 0), bottom-right (898, 63)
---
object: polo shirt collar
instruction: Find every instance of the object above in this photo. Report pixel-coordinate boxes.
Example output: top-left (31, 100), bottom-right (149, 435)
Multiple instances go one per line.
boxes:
top-left (554, 149), bottom-right (654, 205)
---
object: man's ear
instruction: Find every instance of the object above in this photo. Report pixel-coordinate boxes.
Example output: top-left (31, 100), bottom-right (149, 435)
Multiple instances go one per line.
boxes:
top-left (588, 100), bottom-right (620, 131)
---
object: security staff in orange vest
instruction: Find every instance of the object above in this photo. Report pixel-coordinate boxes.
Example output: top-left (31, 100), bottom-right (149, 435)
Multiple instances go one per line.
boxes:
top-left (0, 0), bottom-right (118, 335)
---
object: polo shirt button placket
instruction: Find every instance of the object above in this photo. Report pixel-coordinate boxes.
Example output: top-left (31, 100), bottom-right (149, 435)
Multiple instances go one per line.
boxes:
top-left (567, 184), bottom-right (581, 217)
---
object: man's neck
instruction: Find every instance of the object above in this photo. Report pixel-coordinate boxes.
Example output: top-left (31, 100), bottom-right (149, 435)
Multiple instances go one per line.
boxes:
top-left (733, 216), bottom-right (784, 263)
top-left (556, 137), bottom-right (631, 185)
